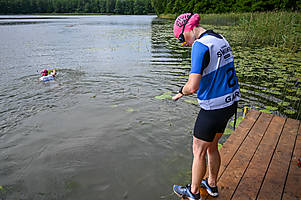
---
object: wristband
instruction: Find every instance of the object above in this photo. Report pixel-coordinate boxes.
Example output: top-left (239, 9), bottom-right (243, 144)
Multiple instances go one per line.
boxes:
top-left (179, 86), bottom-right (184, 95)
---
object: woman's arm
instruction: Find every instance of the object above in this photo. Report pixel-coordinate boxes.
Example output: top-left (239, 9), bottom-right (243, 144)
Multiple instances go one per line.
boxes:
top-left (172, 73), bottom-right (201, 101)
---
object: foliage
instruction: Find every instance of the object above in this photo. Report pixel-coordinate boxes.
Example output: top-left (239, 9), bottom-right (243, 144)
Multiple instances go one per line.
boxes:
top-left (1, 0), bottom-right (300, 15)
top-left (0, 0), bottom-right (154, 14)
top-left (151, 0), bottom-right (301, 15)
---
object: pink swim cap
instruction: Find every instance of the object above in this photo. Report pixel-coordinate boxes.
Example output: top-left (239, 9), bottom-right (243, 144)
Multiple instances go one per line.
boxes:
top-left (41, 69), bottom-right (48, 76)
top-left (173, 13), bottom-right (200, 38)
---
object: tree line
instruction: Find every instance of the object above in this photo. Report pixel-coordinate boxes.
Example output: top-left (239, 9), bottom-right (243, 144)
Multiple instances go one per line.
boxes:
top-left (151, 0), bottom-right (301, 15)
top-left (1, 0), bottom-right (300, 15)
top-left (0, 0), bottom-right (154, 14)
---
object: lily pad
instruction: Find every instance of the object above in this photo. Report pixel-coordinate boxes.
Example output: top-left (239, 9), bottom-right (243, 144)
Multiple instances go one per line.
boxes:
top-left (155, 92), bottom-right (172, 100)
top-left (278, 101), bottom-right (290, 106)
top-left (270, 91), bottom-right (282, 95)
top-left (286, 88), bottom-right (296, 93)
top-left (184, 99), bottom-right (199, 105)
top-left (275, 83), bottom-right (285, 88)
top-left (224, 128), bottom-right (233, 135)
top-left (264, 106), bottom-right (278, 111)
top-left (240, 88), bottom-right (248, 93)
top-left (259, 109), bottom-right (273, 114)
top-left (126, 108), bottom-right (134, 113)
top-left (0, 185), bottom-right (6, 196)
top-left (286, 96), bottom-right (300, 101)
top-left (284, 109), bottom-right (296, 115)
top-left (65, 181), bottom-right (80, 190)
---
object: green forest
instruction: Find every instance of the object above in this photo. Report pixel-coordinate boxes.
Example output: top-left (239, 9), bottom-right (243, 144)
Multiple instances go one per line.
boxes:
top-left (0, 0), bottom-right (154, 14)
top-left (1, 0), bottom-right (300, 15)
top-left (152, 0), bottom-right (301, 15)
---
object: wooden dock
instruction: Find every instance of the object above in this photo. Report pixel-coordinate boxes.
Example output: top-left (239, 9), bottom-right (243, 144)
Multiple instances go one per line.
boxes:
top-left (200, 110), bottom-right (301, 200)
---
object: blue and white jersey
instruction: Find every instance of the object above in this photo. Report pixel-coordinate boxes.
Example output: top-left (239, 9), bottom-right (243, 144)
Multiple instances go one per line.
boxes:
top-left (39, 75), bottom-right (55, 82)
top-left (191, 30), bottom-right (240, 110)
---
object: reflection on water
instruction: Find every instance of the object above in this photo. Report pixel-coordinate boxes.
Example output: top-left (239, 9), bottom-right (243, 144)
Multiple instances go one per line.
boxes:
top-left (0, 17), bottom-right (72, 20)
top-left (0, 16), bottom-right (75, 25)
top-left (0, 15), bottom-right (300, 200)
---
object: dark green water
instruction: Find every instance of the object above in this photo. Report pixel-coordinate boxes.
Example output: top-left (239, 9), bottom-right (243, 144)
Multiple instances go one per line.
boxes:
top-left (0, 15), bottom-right (300, 200)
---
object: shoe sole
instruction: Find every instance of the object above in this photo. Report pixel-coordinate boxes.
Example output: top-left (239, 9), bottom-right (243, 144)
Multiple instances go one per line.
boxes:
top-left (205, 189), bottom-right (218, 197)
top-left (173, 188), bottom-right (199, 200)
top-left (201, 183), bottom-right (218, 197)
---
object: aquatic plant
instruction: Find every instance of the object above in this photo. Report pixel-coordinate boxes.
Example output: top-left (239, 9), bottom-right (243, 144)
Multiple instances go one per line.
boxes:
top-left (224, 128), bottom-right (233, 135)
top-left (199, 13), bottom-right (244, 26)
top-left (238, 12), bottom-right (300, 52)
top-left (278, 101), bottom-right (290, 106)
top-left (0, 185), bottom-right (6, 200)
top-left (154, 91), bottom-right (172, 100)
top-left (284, 109), bottom-right (296, 115)
top-left (184, 99), bottom-right (198, 105)
top-left (229, 116), bottom-right (243, 129)
top-left (126, 108), bottom-right (134, 113)
top-left (65, 180), bottom-right (80, 191)
top-left (259, 109), bottom-right (273, 114)
top-left (264, 106), bottom-right (278, 111)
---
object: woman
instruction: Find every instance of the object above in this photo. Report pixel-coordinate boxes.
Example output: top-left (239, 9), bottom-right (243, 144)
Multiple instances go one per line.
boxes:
top-left (171, 13), bottom-right (240, 200)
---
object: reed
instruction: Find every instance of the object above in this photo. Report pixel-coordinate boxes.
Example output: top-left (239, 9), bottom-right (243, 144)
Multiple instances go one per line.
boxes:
top-left (238, 12), bottom-right (300, 52)
top-left (199, 12), bottom-right (244, 26)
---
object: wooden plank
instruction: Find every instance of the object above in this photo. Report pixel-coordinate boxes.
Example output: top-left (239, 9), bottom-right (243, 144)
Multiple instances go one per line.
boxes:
top-left (282, 122), bottom-right (301, 200)
top-left (202, 110), bottom-right (261, 199)
top-left (231, 115), bottom-right (286, 200)
top-left (210, 112), bottom-right (273, 200)
top-left (217, 110), bottom-right (261, 179)
top-left (257, 118), bottom-right (300, 200)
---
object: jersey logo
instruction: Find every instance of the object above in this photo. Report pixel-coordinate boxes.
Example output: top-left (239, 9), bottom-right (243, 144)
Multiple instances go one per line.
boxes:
top-left (217, 45), bottom-right (232, 60)
top-left (225, 91), bottom-right (240, 103)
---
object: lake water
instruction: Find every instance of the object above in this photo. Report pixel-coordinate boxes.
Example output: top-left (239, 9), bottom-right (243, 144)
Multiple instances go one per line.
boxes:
top-left (0, 15), bottom-right (300, 200)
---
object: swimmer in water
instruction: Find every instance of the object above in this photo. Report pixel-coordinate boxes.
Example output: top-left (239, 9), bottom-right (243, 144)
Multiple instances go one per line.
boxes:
top-left (40, 69), bottom-right (57, 82)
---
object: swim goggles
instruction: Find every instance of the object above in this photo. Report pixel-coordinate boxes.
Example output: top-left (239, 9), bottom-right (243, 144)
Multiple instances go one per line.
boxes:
top-left (178, 13), bottom-right (194, 45)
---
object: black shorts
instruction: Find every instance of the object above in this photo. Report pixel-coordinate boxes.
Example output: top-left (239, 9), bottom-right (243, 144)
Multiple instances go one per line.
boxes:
top-left (193, 101), bottom-right (238, 142)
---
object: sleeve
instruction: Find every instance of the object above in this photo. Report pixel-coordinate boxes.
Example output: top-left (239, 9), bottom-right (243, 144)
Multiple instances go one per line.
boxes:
top-left (190, 41), bottom-right (210, 75)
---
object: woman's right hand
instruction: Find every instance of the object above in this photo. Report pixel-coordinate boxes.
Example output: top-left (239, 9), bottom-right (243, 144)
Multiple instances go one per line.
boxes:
top-left (172, 93), bottom-right (183, 101)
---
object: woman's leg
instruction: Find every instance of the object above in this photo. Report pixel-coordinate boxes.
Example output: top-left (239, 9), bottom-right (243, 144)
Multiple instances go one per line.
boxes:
top-left (206, 132), bottom-right (223, 186)
top-left (191, 136), bottom-right (211, 194)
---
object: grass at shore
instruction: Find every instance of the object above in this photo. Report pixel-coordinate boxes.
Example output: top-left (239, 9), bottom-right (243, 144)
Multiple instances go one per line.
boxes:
top-left (160, 12), bottom-right (301, 52)
top-left (239, 12), bottom-right (300, 52)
